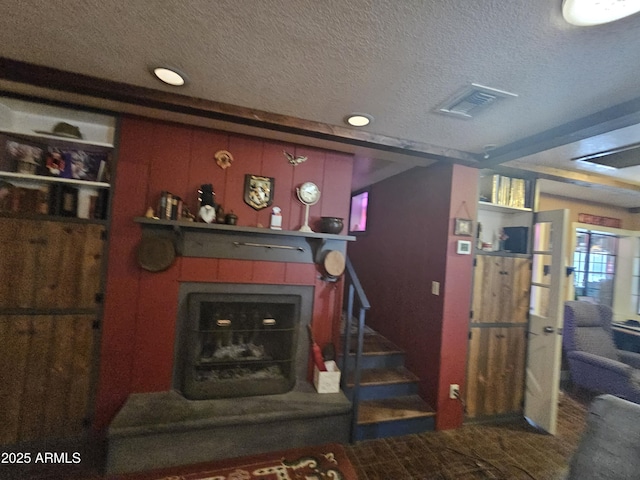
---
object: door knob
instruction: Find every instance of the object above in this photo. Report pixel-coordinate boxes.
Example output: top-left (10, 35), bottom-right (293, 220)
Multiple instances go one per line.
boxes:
top-left (543, 326), bottom-right (555, 334)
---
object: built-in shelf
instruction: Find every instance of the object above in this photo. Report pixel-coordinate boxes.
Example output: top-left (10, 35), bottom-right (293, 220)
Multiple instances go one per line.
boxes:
top-left (475, 249), bottom-right (531, 259)
top-left (0, 127), bottom-right (114, 148)
top-left (0, 171), bottom-right (110, 189)
top-left (478, 201), bottom-right (532, 214)
top-left (0, 95), bottom-right (116, 147)
top-left (0, 210), bottom-right (108, 225)
top-left (134, 217), bottom-right (356, 242)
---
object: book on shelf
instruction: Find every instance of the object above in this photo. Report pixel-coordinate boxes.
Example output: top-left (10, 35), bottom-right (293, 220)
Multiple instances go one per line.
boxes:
top-left (479, 174), bottom-right (530, 208)
top-left (157, 191), bottom-right (183, 220)
top-left (5, 184), bottom-right (49, 215)
top-left (92, 189), bottom-right (109, 220)
top-left (59, 185), bottom-right (79, 217)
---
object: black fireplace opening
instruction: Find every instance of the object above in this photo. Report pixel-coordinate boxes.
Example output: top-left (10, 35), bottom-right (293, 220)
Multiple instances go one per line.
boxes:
top-left (175, 284), bottom-right (313, 400)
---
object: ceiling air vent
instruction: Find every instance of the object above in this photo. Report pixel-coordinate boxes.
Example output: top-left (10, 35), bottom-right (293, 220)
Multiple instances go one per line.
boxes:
top-left (436, 83), bottom-right (518, 119)
top-left (572, 142), bottom-right (640, 169)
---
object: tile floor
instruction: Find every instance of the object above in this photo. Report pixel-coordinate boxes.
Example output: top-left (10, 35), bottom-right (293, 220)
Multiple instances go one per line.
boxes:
top-left (345, 392), bottom-right (589, 480)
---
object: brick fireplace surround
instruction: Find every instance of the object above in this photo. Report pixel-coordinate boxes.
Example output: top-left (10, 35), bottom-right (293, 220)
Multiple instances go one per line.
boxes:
top-left (97, 117), bottom-right (354, 473)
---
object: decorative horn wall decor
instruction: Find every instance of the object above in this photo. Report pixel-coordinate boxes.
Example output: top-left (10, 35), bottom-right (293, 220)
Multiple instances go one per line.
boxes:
top-left (284, 150), bottom-right (307, 166)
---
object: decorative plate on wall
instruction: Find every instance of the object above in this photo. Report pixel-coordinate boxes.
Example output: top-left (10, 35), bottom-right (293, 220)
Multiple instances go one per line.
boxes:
top-left (137, 235), bottom-right (176, 272)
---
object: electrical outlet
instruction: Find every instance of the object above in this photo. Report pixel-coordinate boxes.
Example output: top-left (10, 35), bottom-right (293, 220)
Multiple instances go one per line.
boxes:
top-left (449, 384), bottom-right (460, 399)
top-left (431, 281), bottom-right (440, 295)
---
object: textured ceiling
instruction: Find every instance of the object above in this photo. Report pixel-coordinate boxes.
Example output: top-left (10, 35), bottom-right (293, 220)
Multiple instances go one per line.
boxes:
top-left (1, 0), bottom-right (640, 201)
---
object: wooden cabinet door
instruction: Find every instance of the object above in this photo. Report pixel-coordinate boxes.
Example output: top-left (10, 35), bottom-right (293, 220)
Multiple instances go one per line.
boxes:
top-left (467, 254), bottom-right (530, 418)
top-left (471, 255), bottom-right (530, 324)
top-left (0, 219), bottom-right (105, 310)
top-left (502, 257), bottom-right (531, 324)
top-left (0, 315), bottom-right (96, 445)
top-left (0, 218), bottom-right (104, 445)
top-left (465, 325), bottom-right (526, 418)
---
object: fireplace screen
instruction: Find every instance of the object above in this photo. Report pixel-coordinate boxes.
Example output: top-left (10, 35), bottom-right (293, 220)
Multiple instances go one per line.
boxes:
top-left (180, 292), bottom-right (302, 400)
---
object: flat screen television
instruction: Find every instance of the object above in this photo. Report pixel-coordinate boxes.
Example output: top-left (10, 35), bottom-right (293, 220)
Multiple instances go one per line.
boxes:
top-left (349, 190), bottom-right (369, 234)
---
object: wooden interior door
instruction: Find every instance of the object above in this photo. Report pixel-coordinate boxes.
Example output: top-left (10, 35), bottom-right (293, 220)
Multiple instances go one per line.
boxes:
top-left (0, 218), bottom-right (104, 445)
top-left (524, 209), bottom-right (568, 435)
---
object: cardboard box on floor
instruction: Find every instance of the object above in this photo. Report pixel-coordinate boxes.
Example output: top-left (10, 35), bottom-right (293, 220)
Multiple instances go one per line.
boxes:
top-left (313, 360), bottom-right (341, 393)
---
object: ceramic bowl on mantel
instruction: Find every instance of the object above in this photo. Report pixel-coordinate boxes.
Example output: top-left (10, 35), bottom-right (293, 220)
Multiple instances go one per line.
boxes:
top-left (320, 216), bottom-right (344, 234)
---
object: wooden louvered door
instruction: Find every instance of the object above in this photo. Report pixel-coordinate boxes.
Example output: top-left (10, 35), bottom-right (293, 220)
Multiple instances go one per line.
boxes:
top-left (0, 218), bottom-right (105, 445)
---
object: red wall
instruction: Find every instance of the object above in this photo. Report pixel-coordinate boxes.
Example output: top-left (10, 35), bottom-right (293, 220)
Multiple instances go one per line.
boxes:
top-left (94, 116), bottom-right (353, 430)
top-left (347, 163), bottom-right (477, 430)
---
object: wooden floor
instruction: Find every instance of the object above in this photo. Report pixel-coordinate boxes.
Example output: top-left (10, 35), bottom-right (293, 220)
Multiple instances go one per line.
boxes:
top-left (348, 366), bottom-right (419, 386)
top-left (342, 332), bottom-right (404, 355)
top-left (358, 395), bottom-right (436, 425)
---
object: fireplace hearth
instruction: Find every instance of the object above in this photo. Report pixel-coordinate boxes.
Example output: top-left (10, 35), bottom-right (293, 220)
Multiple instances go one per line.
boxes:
top-left (108, 225), bottom-right (355, 474)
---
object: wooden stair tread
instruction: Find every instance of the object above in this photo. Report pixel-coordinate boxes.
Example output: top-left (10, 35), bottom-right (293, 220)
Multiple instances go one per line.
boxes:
top-left (342, 333), bottom-right (404, 356)
top-left (347, 367), bottom-right (418, 386)
top-left (358, 395), bottom-right (436, 425)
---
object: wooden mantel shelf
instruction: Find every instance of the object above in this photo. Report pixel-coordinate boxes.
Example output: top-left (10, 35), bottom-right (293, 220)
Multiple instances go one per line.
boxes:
top-left (133, 217), bottom-right (356, 241)
top-left (134, 217), bottom-right (354, 265)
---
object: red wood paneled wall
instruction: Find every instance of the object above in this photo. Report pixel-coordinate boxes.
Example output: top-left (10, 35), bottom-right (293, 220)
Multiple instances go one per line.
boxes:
top-left (94, 116), bottom-right (353, 431)
top-left (347, 163), bottom-right (477, 430)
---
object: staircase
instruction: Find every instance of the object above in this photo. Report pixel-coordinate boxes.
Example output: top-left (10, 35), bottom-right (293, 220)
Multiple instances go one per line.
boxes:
top-left (341, 328), bottom-right (436, 441)
top-left (341, 257), bottom-right (435, 442)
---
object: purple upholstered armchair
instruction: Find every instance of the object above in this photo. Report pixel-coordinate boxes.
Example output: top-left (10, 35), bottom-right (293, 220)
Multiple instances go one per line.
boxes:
top-left (563, 301), bottom-right (640, 404)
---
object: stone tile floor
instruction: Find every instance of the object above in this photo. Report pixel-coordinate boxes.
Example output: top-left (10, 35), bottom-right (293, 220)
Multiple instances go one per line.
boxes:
top-left (345, 392), bottom-right (589, 480)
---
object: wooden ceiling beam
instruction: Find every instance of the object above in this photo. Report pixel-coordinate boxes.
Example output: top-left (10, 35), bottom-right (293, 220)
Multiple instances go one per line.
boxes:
top-left (479, 97), bottom-right (640, 168)
top-left (496, 161), bottom-right (640, 192)
top-left (0, 57), bottom-right (478, 166)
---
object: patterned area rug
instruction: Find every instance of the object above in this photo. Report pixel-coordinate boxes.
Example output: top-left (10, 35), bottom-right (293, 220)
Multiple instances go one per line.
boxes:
top-left (114, 443), bottom-right (358, 480)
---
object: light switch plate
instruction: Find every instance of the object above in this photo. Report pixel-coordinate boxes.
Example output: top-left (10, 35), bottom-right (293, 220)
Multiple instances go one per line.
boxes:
top-left (432, 281), bottom-right (440, 295)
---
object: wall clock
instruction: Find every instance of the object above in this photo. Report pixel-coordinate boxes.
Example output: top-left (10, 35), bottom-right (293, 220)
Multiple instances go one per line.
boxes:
top-left (296, 181), bottom-right (320, 232)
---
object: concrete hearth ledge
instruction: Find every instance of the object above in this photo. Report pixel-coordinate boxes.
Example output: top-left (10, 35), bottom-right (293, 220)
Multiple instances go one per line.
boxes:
top-left (109, 386), bottom-right (351, 437)
top-left (107, 385), bottom-right (352, 474)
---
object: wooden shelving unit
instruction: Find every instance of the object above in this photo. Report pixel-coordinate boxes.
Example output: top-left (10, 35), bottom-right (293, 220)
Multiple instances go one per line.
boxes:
top-left (0, 95), bottom-right (115, 446)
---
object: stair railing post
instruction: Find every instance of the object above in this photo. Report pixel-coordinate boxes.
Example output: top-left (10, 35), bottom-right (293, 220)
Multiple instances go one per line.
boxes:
top-left (341, 284), bottom-right (355, 387)
top-left (342, 257), bottom-right (370, 443)
top-left (350, 305), bottom-right (366, 442)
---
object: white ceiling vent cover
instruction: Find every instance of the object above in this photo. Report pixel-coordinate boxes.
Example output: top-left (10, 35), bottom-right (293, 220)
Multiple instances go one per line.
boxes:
top-left (436, 83), bottom-right (518, 119)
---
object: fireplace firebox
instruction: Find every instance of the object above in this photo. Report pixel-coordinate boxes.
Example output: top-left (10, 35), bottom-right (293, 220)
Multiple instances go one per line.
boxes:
top-left (175, 283), bottom-right (313, 400)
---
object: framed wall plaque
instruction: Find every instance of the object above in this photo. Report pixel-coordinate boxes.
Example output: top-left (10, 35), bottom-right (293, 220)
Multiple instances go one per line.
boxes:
top-left (454, 218), bottom-right (473, 236)
top-left (244, 174), bottom-right (274, 210)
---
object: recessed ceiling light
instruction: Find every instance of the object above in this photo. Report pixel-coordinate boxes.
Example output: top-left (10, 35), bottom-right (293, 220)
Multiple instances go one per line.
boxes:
top-left (152, 67), bottom-right (186, 86)
top-left (345, 113), bottom-right (373, 127)
top-left (562, 0), bottom-right (640, 26)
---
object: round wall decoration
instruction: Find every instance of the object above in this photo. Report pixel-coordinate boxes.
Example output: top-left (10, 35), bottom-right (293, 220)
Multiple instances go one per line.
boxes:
top-left (322, 250), bottom-right (346, 278)
top-left (215, 150), bottom-right (234, 169)
top-left (137, 236), bottom-right (176, 272)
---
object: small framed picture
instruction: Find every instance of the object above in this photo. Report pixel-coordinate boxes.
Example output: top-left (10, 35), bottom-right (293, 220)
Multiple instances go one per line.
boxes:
top-left (454, 218), bottom-right (473, 236)
top-left (457, 240), bottom-right (472, 255)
